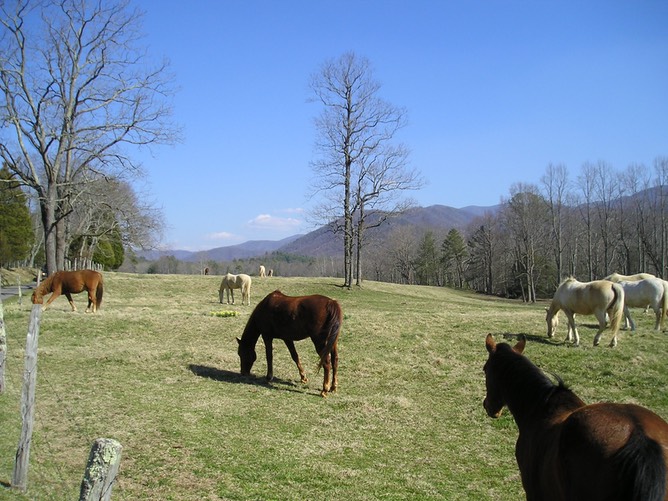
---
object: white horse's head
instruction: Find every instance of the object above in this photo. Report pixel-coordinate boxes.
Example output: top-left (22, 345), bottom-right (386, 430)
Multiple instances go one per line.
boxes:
top-left (545, 306), bottom-right (559, 338)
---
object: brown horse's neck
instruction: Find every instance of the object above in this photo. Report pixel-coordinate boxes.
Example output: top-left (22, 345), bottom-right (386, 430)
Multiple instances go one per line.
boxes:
top-left (500, 351), bottom-right (582, 429)
top-left (239, 312), bottom-right (261, 347)
top-left (36, 275), bottom-right (54, 295)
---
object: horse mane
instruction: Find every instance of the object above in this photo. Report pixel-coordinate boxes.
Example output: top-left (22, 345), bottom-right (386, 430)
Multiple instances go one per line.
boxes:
top-left (35, 272), bottom-right (56, 294)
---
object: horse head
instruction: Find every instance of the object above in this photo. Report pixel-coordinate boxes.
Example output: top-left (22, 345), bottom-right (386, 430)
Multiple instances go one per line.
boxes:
top-left (483, 334), bottom-right (526, 418)
top-left (236, 337), bottom-right (257, 375)
top-left (545, 307), bottom-right (559, 338)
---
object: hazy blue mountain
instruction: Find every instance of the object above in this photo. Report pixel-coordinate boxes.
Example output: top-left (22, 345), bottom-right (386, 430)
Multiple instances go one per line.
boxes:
top-left (139, 204), bottom-right (499, 261)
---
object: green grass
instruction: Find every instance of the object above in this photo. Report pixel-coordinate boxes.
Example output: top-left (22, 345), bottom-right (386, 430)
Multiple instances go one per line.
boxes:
top-left (1, 273), bottom-right (667, 500)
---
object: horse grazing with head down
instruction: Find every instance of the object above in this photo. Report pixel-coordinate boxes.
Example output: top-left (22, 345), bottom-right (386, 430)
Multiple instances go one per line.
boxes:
top-left (218, 273), bottom-right (251, 305)
top-left (484, 334), bottom-right (668, 501)
top-left (546, 277), bottom-right (624, 347)
top-left (237, 290), bottom-right (342, 397)
top-left (31, 270), bottom-right (104, 313)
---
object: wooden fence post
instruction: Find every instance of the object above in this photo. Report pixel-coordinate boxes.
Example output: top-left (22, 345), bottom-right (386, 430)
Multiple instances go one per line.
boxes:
top-left (17, 277), bottom-right (22, 306)
top-left (79, 438), bottom-right (123, 501)
top-left (11, 304), bottom-right (42, 491)
top-left (0, 285), bottom-right (6, 394)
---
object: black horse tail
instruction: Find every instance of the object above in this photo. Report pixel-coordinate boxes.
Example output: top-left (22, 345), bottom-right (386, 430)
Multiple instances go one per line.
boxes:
top-left (615, 425), bottom-right (666, 501)
top-left (317, 300), bottom-right (343, 370)
top-left (96, 275), bottom-right (104, 309)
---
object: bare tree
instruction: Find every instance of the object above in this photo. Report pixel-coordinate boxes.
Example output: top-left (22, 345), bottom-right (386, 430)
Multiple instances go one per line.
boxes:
top-left (502, 184), bottom-right (549, 302)
top-left (0, 0), bottom-right (178, 273)
top-left (353, 144), bottom-right (423, 285)
top-left (541, 163), bottom-right (569, 285)
top-left (309, 52), bottom-right (407, 288)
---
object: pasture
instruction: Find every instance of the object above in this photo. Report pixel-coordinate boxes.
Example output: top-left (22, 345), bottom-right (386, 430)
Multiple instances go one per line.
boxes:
top-left (1, 273), bottom-right (667, 500)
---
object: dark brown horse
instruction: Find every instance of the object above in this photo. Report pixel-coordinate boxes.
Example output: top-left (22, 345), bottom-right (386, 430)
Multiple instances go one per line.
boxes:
top-left (483, 334), bottom-right (668, 501)
top-left (31, 270), bottom-right (104, 313)
top-left (237, 290), bottom-right (342, 397)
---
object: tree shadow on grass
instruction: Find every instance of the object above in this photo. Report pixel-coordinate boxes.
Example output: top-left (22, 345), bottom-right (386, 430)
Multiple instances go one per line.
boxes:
top-left (187, 364), bottom-right (316, 396)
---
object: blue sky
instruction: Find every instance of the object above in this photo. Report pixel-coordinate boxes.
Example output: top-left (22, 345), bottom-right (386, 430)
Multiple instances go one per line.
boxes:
top-left (138, 0), bottom-right (667, 251)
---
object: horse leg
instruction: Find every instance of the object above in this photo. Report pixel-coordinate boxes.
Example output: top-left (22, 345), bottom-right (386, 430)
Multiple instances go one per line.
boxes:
top-left (623, 305), bottom-right (635, 331)
top-left (320, 352), bottom-right (332, 397)
top-left (653, 305), bottom-right (662, 331)
top-left (283, 340), bottom-right (307, 383)
top-left (593, 311), bottom-right (608, 346)
top-left (64, 292), bottom-right (77, 312)
top-left (229, 288), bottom-right (235, 305)
top-left (262, 335), bottom-right (274, 382)
top-left (566, 312), bottom-right (579, 346)
top-left (86, 288), bottom-right (96, 313)
top-left (330, 344), bottom-right (339, 393)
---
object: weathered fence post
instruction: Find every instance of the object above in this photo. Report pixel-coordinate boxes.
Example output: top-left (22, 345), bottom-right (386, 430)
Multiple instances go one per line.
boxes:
top-left (0, 284), bottom-right (6, 394)
top-left (79, 438), bottom-right (123, 501)
top-left (11, 304), bottom-right (42, 491)
top-left (17, 277), bottom-right (22, 306)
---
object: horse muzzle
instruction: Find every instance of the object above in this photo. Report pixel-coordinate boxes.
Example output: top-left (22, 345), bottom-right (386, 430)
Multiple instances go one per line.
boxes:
top-left (483, 398), bottom-right (503, 418)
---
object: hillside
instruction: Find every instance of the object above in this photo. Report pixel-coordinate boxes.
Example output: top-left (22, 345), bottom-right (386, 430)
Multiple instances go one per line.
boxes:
top-left (139, 204), bottom-right (499, 262)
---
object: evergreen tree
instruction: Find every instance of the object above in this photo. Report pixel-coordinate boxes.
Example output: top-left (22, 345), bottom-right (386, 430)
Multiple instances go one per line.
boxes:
top-left (0, 166), bottom-right (34, 266)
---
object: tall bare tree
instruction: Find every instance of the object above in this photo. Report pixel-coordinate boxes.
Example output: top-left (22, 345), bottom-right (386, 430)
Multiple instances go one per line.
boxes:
top-left (0, 0), bottom-right (178, 273)
top-left (309, 52), bottom-right (408, 288)
top-left (541, 163), bottom-right (569, 285)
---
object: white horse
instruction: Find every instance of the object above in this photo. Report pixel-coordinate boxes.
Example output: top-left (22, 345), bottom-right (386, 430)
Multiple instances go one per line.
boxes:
top-left (617, 278), bottom-right (668, 331)
top-left (604, 272), bottom-right (656, 282)
top-left (604, 272), bottom-right (656, 313)
top-left (546, 277), bottom-right (625, 347)
top-left (259, 265), bottom-right (266, 278)
top-left (219, 273), bottom-right (252, 305)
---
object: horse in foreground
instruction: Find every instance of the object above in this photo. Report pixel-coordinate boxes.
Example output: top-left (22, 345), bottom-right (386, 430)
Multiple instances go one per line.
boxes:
top-left (31, 270), bottom-right (104, 313)
top-left (218, 273), bottom-right (251, 305)
top-left (615, 278), bottom-right (668, 331)
top-left (237, 290), bottom-right (342, 397)
top-left (546, 277), bottom-right (624, 347)
top-left (484, 334), bottom-right (668, 501)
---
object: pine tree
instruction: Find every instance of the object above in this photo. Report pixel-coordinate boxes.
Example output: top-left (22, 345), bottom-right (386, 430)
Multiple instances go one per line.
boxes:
top-left (0, 166), bottom-right (34, 266)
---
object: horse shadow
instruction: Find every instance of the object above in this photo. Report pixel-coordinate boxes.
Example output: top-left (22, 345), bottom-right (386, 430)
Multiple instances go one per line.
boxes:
top-left (499, 332), bottom-right (565, 346)
top-left (187, 364), bottom-right (314, 396)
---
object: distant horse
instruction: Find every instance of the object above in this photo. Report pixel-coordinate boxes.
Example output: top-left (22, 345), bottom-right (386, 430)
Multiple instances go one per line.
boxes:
top-left (617, 278), bottom-right (668, 331)
top-left (546, 277), bottom-right (624, 347)
top-left (218, 273), bottom-right (251, 305)
top-left (268, 269), bottom-right (273, 277)
top-left (484, 334), bottom-right (668, 501)
top-left (259, 265), bottom-right (266, 278)
top-left (31, 270), bottom-right (104, 313)
top-left (237, 290), bottom-right (342, 397)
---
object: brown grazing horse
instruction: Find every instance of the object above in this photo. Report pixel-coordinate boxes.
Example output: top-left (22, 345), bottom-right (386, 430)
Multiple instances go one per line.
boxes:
top-left (237, 290), bottom-right (342, 397)
top-left (32, 270), bottom-right (104, 313)
top-left (483, 334), bottom-right (668, 501)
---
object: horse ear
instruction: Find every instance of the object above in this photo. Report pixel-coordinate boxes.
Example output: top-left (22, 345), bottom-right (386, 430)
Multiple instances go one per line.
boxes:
top-left (485, 334), bottom-right (496, 354)
top-left (513, 335), bottom-right (526, 354)
top-left (236, 337), bottom-right (241, 345)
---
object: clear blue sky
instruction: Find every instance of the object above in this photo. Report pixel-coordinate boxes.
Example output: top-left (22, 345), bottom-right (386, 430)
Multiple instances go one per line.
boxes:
top-left (137, 0), bottom-right (667, 251)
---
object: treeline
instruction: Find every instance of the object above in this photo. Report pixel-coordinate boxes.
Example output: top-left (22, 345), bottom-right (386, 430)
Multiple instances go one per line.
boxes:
top-left (364, 158), bottom-right (668, 301)
top-left (121, 158), bottom-right (668, 303)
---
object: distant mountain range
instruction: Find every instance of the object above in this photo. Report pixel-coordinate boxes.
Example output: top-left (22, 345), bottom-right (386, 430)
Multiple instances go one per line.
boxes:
top-left (139, 204), bottom-right (499, 262)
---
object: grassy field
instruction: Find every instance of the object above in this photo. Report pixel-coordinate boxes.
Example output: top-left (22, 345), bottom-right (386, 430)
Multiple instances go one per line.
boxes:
top-left (1, 273), bottom-right (667, 500)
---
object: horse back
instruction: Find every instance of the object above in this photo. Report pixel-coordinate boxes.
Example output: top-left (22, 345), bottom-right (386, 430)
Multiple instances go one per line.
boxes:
top-left (557, 403), bottom-right (668, 500)
top-left (559, 280), bottom-right (616, 315)
top-left (261, 292), bottom-right (340, 341)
